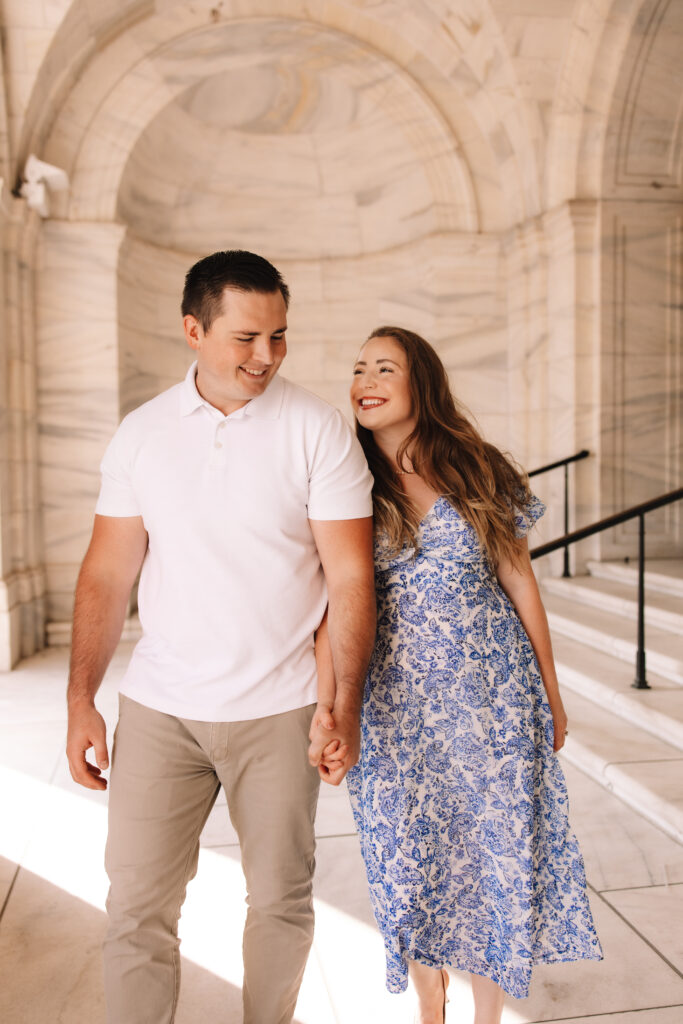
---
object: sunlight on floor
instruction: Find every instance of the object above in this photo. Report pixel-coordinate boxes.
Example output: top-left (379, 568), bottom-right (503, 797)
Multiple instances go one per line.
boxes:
top-left (2, 763), bottom-right (526, 1022)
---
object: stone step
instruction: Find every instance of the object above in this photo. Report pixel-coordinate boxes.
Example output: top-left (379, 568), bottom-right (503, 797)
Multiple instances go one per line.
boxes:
top-left (559, 687), bottom-right (683, 845)
top-left (552, 633), bottom-right (683, 751)
top-left (543, 591), bottom-right (683, 686)
top-left (587, 558), bottom-right (683, 599)
top-left (541, 575), bottom-right (683, 636)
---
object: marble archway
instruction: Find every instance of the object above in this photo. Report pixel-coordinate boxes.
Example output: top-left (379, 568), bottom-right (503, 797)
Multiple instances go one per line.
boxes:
top-left (32, 3), bottom-right (516, 638)
top-left (597, 0), bottom-right (683, 558)
top-left (25, 0), bottom-right (545, 231)
top-left (1, 0), bottom-right (681, 665)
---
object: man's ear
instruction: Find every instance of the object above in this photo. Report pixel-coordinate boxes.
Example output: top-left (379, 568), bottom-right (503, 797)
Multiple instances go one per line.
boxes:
top-left (183, 314), bottom-right (202, 352)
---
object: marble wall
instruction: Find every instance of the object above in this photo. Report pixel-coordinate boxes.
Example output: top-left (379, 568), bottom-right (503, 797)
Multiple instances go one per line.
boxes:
top-left (117, 231), bottom-right (507, 431)
top-left (35, 221), bottom-right (126, 635)
top-left (0, 185), bottom-right (45, 671)
top-left (600, 201), bottom-right (683, 559)
top-left (0, 0), bottom-right (681, 662)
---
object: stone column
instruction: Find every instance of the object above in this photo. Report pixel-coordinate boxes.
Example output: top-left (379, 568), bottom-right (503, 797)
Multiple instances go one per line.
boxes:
top-left (36, 221), bottom-right (126, 641)
top-left (0, 187), bottom-right (45, 670)
top-left (600, 200), bottom-right (683, 559)
top-left (503, 215), bottom-right (557, 572)
top-left (543, 199), bottom-right (602, 571)
top-left (505, 201), bottom-right (604, 575)
top-left (504, 215), bottom-right (549, 469)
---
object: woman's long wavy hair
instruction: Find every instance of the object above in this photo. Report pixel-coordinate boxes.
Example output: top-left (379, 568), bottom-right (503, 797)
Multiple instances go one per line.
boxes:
top-left (356, 326), bottom-right (531, 567)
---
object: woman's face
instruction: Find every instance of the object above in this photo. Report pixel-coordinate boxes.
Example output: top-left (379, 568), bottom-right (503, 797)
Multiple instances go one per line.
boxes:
top-left (351, 335), bottom-right (415, 438)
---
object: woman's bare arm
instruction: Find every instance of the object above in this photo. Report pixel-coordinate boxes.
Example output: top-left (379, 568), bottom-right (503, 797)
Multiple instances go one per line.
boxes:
top-left (495, 540), bottom-right (568, 752)
top-left (314, 607), bottom-right (336, 715)
top-left (312, 608), bottom-right (348, 785)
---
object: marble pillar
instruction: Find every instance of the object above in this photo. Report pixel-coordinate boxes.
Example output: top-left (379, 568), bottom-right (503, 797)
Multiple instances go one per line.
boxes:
top-left (36, 221), bottom-right (126, 641)
top-left (599, 200), bottom-right (683, 559)
top-left (542, 200), bottom-right (603, 572)
top-left (503, 212), bottom-right (555, 565)
top-left (503, 201), bottom-right (606, 574)
top-left (0, 186), bottom-right (45, 670)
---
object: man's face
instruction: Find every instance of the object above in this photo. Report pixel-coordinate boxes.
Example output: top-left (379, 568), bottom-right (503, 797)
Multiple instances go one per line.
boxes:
top-left (184, 287), bottom-right (288, 413)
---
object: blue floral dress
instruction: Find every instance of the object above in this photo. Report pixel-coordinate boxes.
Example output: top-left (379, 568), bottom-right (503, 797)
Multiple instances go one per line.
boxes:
top-left (346, 495), bottom-right (602, 999)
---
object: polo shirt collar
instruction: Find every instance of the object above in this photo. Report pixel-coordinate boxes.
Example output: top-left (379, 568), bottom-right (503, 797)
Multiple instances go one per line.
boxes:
top-left (179, 361), bottom-right (285, 420)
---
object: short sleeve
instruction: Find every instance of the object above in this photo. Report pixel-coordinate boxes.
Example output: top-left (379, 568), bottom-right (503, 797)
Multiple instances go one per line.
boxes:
top-left (307, 410), bottom-right (373, 521)
top-left (94, 419), bottom-right (142, 517)
top-left (513, 492), bottom-right (545, 538)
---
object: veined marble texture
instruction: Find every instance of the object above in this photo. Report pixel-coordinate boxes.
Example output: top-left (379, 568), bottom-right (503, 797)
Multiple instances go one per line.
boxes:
top-left (0, 0), bottom-right (681, 661)
top-left (118, 230), bottom-right (507, 437)
top-left (598, 200), bottom-right (683, 559)
top-left (0, 186), bottom-right (45, 670)
top-left (115, 19), bottom-right (473, 258)
top-left (36, 221), bottom-right (126, 622)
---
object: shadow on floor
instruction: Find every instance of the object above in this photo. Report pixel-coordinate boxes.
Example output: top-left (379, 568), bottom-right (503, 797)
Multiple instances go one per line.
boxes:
top-left (0, 859), bottom-right (307, 1024)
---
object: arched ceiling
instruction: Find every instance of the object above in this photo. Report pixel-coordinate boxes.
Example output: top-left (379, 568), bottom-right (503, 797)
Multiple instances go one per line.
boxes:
top-left (602, 0), bottom-right (683, 197)
top-left (34, 0), bottom-right (537, 232)
top-left (14, 0), bottom-right (681, 235)
top-left (116, 21), bottom-right (475, 258)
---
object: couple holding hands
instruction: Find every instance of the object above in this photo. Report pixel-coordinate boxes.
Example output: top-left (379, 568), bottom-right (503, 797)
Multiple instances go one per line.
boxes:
top-left (66, 250), bottom-right (601, 1024)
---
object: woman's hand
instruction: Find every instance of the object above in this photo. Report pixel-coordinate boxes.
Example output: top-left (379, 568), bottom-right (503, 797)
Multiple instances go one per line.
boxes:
top-left (309, 701), bottom-right (335, 740)
top-left (318, 738), bottom-right (349, 786)
top-left (308, 702), bottom-right (358, 785)
top-left (551, 701), bottom-right (569, 752)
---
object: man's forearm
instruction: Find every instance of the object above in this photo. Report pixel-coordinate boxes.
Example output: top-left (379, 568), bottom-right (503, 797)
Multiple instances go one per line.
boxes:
top-left (67, 569), bottom-right (131, 707)
top-left (326, 580), bottom-right (376, 714)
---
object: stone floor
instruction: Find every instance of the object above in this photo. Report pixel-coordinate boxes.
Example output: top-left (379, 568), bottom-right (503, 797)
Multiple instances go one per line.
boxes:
top-left (1, 644), bottom-right (682, 1024)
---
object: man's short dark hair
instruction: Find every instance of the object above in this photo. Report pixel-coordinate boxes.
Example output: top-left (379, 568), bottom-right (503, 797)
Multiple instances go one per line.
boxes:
top-left (181, 250), bottom-right (290, 332)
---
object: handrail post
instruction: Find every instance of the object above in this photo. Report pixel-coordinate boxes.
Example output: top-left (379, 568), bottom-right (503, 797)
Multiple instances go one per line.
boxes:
top-left (562, 462), bottom-right (570, 578)
top-left (632, 512), bottom-right (650, 690)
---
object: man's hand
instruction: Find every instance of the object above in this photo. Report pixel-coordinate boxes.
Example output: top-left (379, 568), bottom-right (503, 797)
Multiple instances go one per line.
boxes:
top-left (66, 514), bottom-right (147, 790)
top-left (66, 702), bottom-right (110, 791)
top-left (308, 707), bottom-right (360, 786)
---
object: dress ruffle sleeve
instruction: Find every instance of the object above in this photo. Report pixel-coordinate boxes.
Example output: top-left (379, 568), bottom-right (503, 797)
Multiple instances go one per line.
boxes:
top-left (513, 492), bottom-right (545, 538)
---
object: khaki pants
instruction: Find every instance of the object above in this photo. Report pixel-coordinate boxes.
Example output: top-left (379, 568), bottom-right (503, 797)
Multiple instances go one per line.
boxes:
top-left (103, 695), bottom-right (319, 1024)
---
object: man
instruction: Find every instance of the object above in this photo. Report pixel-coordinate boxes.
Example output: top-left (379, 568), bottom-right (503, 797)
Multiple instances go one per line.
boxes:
top-left (66, 250), bottom-right (376, 1024)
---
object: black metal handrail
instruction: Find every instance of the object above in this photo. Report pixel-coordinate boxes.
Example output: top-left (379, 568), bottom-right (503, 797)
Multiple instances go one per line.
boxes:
top-left (529, 449), bottom-right (590, 578)
top-left (531, 486), bottom-right (683, 690)
top-left (528, 448), bottom-right (591, 478)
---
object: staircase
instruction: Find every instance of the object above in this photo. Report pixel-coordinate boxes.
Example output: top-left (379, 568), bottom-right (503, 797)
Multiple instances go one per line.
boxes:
top-left (540, 559), bottom-right (683, 845)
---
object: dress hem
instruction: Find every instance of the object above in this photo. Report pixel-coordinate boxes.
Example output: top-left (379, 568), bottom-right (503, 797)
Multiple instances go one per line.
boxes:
top-left (385, 945), bottom-right (604, 1000)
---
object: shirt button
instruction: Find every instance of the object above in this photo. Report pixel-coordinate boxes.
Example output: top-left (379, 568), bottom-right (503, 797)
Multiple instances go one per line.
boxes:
top-left (214, 441), bottom-right (222, 449)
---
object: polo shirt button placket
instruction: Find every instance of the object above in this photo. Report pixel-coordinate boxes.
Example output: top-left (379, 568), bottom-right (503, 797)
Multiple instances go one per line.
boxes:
top-left (208, 419), bottom-right (228, 469)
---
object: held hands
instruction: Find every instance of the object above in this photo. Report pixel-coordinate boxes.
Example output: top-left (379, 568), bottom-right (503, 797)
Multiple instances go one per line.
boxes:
top-left (308, 702), bottom-right (359, 786)
top-left (66, 701), bottom-right (109, 790)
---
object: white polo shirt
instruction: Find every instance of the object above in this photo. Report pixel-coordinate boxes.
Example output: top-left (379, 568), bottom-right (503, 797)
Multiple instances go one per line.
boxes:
top-left (95, 363), bottom-right (373, 722)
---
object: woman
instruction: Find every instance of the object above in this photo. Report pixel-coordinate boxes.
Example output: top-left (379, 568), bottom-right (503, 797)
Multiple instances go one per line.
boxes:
top-left (329, 327), bottom-right (602, 1023)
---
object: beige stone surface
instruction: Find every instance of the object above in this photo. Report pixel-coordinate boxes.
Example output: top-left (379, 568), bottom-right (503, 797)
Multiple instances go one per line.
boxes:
top-left (602, 883), bottom-right (683, 974)
top-left (2, 646), bottom-right (683, 1023)
top-left (0, 1), bottom-right (680, 722)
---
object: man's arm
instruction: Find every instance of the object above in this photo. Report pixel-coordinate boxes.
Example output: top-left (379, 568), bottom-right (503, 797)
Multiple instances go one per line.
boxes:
top-left (66, 515), bottom-right (148, 790)
top-left (307, 516), bottom-right (375, 780)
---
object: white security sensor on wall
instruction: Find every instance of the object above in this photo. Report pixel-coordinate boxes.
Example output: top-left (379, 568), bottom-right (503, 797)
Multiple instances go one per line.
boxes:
top-left (19, 154), bottom-right (69, 217)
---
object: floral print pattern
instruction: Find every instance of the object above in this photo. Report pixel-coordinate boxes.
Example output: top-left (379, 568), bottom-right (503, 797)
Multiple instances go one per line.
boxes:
top-left (346, 495), bottom-right (602, 998)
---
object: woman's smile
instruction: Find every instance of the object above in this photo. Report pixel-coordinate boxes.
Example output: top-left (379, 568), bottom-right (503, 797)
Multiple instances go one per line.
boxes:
top-left (351, 336), bottom-right (414, 437)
